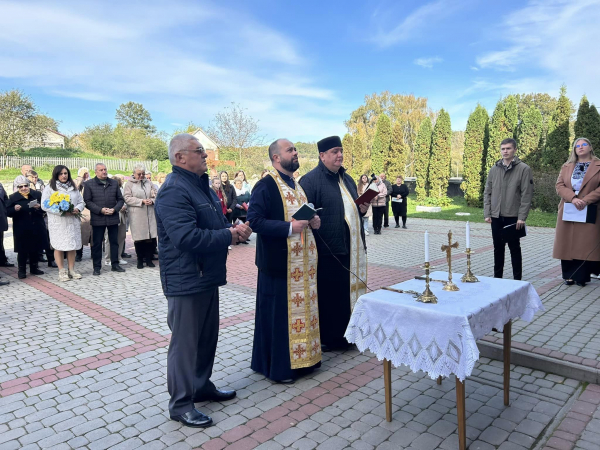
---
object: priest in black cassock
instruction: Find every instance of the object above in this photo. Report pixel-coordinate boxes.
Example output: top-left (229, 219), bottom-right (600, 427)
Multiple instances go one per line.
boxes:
top-left (248, 139), bottom-right (322, 383)
top-left (299, 136), bottom-right (370, 352)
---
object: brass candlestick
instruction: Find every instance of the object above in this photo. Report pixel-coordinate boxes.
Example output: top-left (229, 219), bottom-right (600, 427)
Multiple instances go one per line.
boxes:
top-left (461, 248), bottom-right (479, 283)
top-left (441, 230), bottom-right (460, 291)
top-left (417, 262), bottom-right (438, 303)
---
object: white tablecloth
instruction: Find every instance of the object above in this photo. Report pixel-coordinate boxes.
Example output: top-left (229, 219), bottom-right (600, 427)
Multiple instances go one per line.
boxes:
top-left (345, 272), bottom-right (544, 381)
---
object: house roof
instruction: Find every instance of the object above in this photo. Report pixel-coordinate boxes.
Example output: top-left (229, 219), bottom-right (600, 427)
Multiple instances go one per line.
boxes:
top-left (45, 128), bottom-right (67, 138)
top-left (192, 128), bottom-right (219, 150)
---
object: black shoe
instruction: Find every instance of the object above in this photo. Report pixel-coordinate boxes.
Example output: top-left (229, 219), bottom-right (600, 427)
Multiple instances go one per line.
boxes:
top-left (48, 261), bottom-right (58, 268)
top-left (0, 280), bottom-right (9, 286)
top-left (395, 224), bottom-right (400, 228)
top-left (146, 259), bottom-right (155, 268)
top-left (402, 225), bottom-right (407, 229)
top-left (30, 268), bottom-right (44, 275)
top-left (576, 281), bottom-right (587, 287)
top-left (321, 344), bottom-right (332, 352)
top-left (0, 262), bottom-right (14, 267)
top-left (121, 253), bottom-right (132, 259)
top-left (137, 259), bottom-right (144, 269)
top-left (75, 255), bottom-right (82, 262)
top-left (170, 409), bottom-right (213, 428)
top-left (93, 268), bottom-right (101, 276)
top-left (193, 389), bottom-right (236, 403)
top-left (384, 225), bottom-right (389, 228)
top-left (565, 280), bottom-right (574, 286)
top-left (277, 379), bottom-right (294, 384)
top-left (111, 264), bottom-right (126, 273)
top-left (18, 271), bottom-right (26, 279)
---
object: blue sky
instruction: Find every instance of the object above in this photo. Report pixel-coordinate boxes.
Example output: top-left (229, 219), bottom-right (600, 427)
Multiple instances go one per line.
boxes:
top-left (1, 0), bottom-right (598, 142)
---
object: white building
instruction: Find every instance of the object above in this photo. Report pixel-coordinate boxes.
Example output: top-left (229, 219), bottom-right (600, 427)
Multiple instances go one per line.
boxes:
top-left (24, 129), bottom-right (67, 149)
top-left (191, 128), bottom-right (219, 160)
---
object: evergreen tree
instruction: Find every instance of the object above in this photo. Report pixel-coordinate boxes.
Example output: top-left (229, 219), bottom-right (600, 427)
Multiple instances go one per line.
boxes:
top-left (414, 117), bottom-right (433, 201)
top-left (588, 105), bottom-right (600, 151)
top-left (429, 109), bottom-right (452, 199)
top-left (371, 114), bottom-right (391, 175)
top-left (517, 105), bottom-right (543, 168)
top-left (504, 95), bottom-right (518, 136)
top-left (387, 121), bottom-right (408, 178)
top-left (487, 98), bottom-right (514, 171)
top-left (352, 135), bottom-right (365, 178)
top-left (342, 133), bottom-right (354, 173)
top-left (544, 85), bottom-right (571, 169)
top-left (574, 95), bottom-right (591, 139)
top-left (461, 105), bottom-right (489, 207)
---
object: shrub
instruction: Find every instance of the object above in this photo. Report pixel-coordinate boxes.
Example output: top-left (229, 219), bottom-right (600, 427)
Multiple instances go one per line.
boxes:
top-left (419, 196), bottom-right (453, 207)
top-left (532, 171), bottom-right (560, 213)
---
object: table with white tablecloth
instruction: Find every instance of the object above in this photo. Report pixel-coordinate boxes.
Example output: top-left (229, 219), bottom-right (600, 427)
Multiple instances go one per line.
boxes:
top-left (345, 272), bottom-right (544, 450)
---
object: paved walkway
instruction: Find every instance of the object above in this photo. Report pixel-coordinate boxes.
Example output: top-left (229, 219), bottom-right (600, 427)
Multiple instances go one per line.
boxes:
top-left (0, 218), bottom-right (598, 450)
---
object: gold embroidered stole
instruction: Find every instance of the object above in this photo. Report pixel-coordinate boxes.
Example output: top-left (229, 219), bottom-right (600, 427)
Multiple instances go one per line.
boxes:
top-left (269, 172), bottom-right (321, 369)
top-left (338, 176), bottom-right (367, 310)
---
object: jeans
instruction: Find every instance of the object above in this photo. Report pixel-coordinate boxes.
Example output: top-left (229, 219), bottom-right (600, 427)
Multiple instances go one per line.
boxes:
top-left (92, 225), bottom-right (119, 269)
top-left (490, 216), bottom-right (522, 280)
top-left (372, 206), bottom-right (385, 232)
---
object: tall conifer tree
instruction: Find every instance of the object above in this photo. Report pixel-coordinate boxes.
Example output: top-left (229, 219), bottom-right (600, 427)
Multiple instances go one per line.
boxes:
top-left (588, 105), bottom-right (600, 150)
top-left (352, 135), bottom-right (365, 177)
top-left (574, 95), bottom-right (591, 139)
top-left (371, 114), bottom-right (391, 174)
top-left (429, 109), bottom-right (452, 199)
top-left (487, 98), bottom-right (514, 171)
top-left (517, 105), bottom-right (543, 168)
top-left (504, 95), bottom-right (518, 136)
top-left (414, 117), bottom-right (433, 201)
top-left (544, 85), bottom-right (571, 169)
top-left (387, 121), bottom-right (408, 177)
top-left (461, 105), bottom-right (489, 207)
top-left (342, 133), bottom-right (354, 174)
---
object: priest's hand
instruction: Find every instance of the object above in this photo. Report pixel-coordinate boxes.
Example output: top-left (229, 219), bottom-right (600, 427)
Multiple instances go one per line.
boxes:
top-left (309, 215), bottom-right (321, 230)
top-left (229, 227), bottom-right (239, 245)
top-left (359, 202), bottom-right (369, 214)
top-left (292, 220), bottom-right (309, 234)
top-left (236, 222), bottom-right (252, 242)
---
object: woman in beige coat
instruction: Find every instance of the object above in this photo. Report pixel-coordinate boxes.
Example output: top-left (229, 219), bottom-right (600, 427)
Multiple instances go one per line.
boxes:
top-left (553, 137), bottom-right (600, 286)
top-left (124, 164), bottom-right (157, 269)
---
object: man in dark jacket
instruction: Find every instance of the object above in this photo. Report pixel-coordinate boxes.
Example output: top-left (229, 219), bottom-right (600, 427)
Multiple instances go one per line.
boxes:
top-left (83, 163), bottom-right (126, 275)
top-left (0, 181), bottom-right (12, 285)
top-left (155, 134), bottom-right (251, 428)
top-left (300, 136), bottom-right (370, 351)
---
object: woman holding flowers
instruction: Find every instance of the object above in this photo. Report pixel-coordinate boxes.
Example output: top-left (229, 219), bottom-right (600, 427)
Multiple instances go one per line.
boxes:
top-left (42, 165), bottom-right (85, 282)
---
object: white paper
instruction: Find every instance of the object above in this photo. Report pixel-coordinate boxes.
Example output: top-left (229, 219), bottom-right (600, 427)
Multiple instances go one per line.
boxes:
top-left (391, 198), bottom-right (403, 203)
top-left (562, 203), bottom-right (587, 223)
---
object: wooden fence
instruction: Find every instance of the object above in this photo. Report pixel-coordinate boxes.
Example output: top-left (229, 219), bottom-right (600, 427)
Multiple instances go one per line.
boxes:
top-left (0, 156), bottom-right (159, 173)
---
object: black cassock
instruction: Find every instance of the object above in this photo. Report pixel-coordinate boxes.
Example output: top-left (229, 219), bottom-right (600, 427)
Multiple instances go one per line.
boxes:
top-left (247, 171), bottom-right (320, 382)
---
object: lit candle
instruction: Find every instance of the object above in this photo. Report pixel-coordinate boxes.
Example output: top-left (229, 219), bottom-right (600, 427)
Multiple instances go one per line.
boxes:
top-left (424, 231), bottom-right (430, 262)
top-left (466, 221), bottom-right (471, 249)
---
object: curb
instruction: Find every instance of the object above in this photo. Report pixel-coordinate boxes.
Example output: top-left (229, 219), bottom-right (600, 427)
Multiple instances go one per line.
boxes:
top-left (478, 341), bottom-right (600, 384)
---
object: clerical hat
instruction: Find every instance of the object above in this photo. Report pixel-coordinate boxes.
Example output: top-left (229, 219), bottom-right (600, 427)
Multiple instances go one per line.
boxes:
top-left (317, 136), bottom-right (343, 153)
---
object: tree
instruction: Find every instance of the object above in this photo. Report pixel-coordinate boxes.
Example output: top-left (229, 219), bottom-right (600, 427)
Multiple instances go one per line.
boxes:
top-left (487, 98), bottom-right (515, 171)
top-left (80, 123), bottom-right (116, 156)
top-left (172, 121), bottom-right (202, 136)
top-left (451, 130), bottom-right (464, 178)
top-left (429, 109), bottom-right (452, 199)
top-left (574, 95), bottom-right (591, 139)
top-left (352, 135), bottom-right (365, 178)
top-left (206, 102), bottom-right (264, 167)
top-left (115, 101), bottom-right (156, 134)
top-left (461, 105), bottom-right (489, 206)
top-left (0, 89), bottom-right (50, 157)
top-left (517, 105), bottom-right (543, 168)
top-left (414, 117), bottom-right (433, 201)
top-left (371, 114), bottom-right (391, 174)
top-left (588, 105), bottom-right (600, 151)
top-left (387, 121), bottom-right (408, 178)
top-left (504, 95), bottom-right (518, 137)
top-left (544, 85), bottom-right (571, 169)
top-left (342, 134), bottom-right (354, 173)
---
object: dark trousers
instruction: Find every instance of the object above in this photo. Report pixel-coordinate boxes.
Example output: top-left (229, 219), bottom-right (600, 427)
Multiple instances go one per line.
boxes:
top-left (134, 239), bottom-right (155, 262)
top-left (561, 259), bottom-right (597, 283)
top-left (372, 206), bottom-right (385, 232)
top-left (92, 224), bottom-right (118, 269)
top-left (491, 216), bottom-right (522, 280)
top-left (394, 214), bottom-right (407, 226)
top-left (167, 289), bottom-right (219, 415)
top-left (17, 251), bottom-right (39, 272)
top-left (0, 231), bottom-right (7, 265)
top-left (383, 200), bottom-right (390, 227)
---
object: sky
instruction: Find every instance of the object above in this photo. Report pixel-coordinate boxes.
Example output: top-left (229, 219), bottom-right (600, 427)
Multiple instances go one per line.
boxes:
top-left (1, 0), bottom-right (599, 142)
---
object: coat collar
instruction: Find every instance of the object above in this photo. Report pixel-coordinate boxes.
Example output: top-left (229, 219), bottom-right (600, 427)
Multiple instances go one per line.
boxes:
top-left (93, 176), bottom-right (114, 186)
top-left (317, 159), bottom-right (347, 178)
top-left (578, 159), bottom-right (600, 192)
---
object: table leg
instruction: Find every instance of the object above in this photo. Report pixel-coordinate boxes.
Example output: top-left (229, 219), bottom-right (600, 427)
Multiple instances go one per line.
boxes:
top-left (456, 378), bottom-right (466, 450)
top-left (503, 319), bottom-right (512, 406)
top-left (383, 359), bottom-right (392, 422)
top-left (437, 376), bottom-right (442, 385)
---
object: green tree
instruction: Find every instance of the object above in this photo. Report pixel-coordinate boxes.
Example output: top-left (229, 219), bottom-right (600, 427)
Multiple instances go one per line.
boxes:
top-left (517, 105), bottom-right (543, 168)
top-left (80, 123), bottom-right (116, 156)
top-left (461, 105), bottom-right (489, 206)
top-left (429, 109), bottom-right (452, 199)
top-left (115, 101), bottom-right (156, 134)
top-left (487, 98), bottom-right (516, 171)
top-left (574, 95), bottom-right (591, 139)
top-left (342, 133), bottom-right (354, 173)
top-left (451, 130), bottom-right (464, 178)
top-left (504, 95), bottom-right (518, 136)
top-left (0, 89), bottom-right (51, 157)
top-left (387, 121), bottom-right (408, 178)
top-left (371, 114), bottom-right (391, 174)
top-left (588, 105), bottom-right (600, 150)
top-left (352, 135), bottom-right (365, 178)
top-left (414, 117), bottom-right (433, 201)
top-left (544, 85), bottom-right (571, 169)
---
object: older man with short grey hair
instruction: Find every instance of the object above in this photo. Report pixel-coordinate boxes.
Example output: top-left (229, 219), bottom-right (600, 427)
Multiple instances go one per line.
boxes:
top-left (155, 134), bottom-right (252, 427)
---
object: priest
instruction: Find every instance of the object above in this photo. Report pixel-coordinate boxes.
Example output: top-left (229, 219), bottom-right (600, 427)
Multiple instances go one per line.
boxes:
top-left (299, 136), bottom-right (369, 351)
top-left (248, 139), bottom-right (322, 382)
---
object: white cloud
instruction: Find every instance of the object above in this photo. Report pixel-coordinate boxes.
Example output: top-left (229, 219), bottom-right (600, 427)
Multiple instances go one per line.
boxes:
top-left (414, 57), bottom-right (443, 69)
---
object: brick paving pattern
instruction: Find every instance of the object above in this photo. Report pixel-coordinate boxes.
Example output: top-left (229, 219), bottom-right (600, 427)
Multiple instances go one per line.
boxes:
top-left (0, 218), bottom-right (599, 449)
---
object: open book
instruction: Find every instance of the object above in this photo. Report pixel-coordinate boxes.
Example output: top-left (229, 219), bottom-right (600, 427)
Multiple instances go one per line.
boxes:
top-left (355, 184), bottom-right (379, 205)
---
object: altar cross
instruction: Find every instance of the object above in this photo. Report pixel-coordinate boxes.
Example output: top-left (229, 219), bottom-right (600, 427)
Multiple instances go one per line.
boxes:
top-left (441, 230), bottom-right (460, 290)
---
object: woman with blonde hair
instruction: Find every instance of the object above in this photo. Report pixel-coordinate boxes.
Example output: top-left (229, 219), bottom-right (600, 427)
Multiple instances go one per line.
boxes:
top-left (234, 170), bottom-right (252, 193)
top-left (553, 137), bottom-right (600, 286)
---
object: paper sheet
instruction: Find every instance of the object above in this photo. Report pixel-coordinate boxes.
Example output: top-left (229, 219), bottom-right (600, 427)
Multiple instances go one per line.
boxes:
top-left (562, 203), bottom-right (587, 223)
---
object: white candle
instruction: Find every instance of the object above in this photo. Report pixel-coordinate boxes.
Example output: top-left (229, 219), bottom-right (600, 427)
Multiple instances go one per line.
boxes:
top-left (466, 221), bottom-right (471, 249)
top-left (424, 231), bottom-right (430, 263)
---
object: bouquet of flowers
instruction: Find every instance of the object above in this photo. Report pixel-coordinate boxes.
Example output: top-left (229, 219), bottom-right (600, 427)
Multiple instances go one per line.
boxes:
top-left (43, 192), bottom-right (83, 219)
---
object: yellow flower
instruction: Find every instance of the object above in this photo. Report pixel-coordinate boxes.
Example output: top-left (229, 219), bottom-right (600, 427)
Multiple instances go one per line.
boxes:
top-left (64, 194), bottom-right (70, 202)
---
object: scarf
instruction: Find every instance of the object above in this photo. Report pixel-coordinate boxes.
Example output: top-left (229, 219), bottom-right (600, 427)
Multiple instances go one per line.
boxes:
top-left (57, 181), bottom-right (72, 191)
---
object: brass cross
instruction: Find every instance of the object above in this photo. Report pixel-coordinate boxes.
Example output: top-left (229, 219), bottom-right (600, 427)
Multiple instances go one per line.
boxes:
top-left (441, 230), bottom-right (460, 291)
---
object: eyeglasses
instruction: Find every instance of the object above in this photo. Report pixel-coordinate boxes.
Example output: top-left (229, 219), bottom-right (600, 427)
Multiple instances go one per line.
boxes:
top-left (576, 143), bottom-right (590, 148)
top-left (185, 147), bottom-right (207, 155)
top-left (17, 185), bottom-right (29, 189)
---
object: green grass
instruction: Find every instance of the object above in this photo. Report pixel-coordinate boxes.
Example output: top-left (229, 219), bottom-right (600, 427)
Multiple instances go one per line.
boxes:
top-left (405, 195), bottom-right (557, 228)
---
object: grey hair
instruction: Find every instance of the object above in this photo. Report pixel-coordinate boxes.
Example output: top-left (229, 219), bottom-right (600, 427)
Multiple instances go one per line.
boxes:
top-left (133, 163), bottom-right (146, 173)
top-left (169, 133), bottom-right (199, 164)
top-left (95, 163), bottom-right (106, 171)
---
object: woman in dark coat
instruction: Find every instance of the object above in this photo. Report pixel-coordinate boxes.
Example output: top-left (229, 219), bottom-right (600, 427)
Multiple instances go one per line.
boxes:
top-left (219, 171), bottom-right (237, 223)
top-left (391, 175), bottom-right (409, 228)
top-left (6, 176), bottom-right (48, 278)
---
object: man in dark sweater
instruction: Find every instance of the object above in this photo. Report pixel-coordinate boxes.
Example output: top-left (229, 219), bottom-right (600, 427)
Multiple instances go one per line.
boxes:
top-left (83, 163), bottom-right (126, 275)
